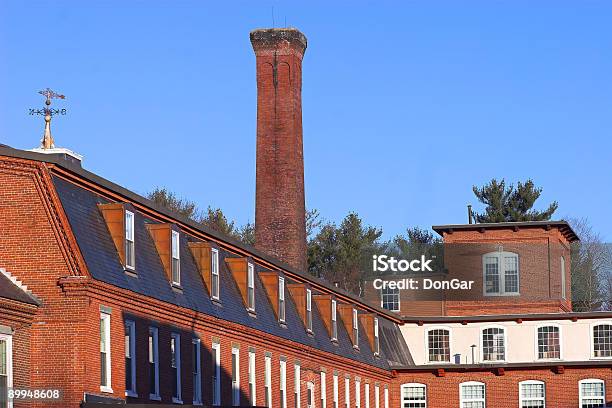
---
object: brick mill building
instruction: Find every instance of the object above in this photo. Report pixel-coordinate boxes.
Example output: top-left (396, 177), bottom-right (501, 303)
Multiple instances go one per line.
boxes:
top-left (0, 27), bottom-right (611, 408)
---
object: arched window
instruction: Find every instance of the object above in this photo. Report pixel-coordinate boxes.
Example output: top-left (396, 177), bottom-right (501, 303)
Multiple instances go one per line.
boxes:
top-left (401, 383), bottom-right (426, 408)
top-left (592, 323), bottom-right (612, 358)
top-left (426, 328), bottom-right (450, 362)
top-left (459, 381), bottom-right (485, 408)
top-left (481, 327), bottom-right (505, 361)
top-left (519, 380), bottom-right (545, 408)
top-left (482, 251), bottom-right (519, 295)
top-left (579, 379), bottom-right (605, 407)
top-left (536, 325), bottom-right (561, 359)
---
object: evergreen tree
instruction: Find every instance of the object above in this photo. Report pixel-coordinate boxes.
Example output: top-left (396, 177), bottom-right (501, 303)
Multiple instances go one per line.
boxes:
top-left (472, 179), bottom-right (558, 223)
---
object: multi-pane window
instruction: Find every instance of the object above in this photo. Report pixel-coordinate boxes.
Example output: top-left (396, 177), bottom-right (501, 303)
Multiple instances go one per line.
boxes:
top-left (560, 256), bottom-right (566, 299)
top-left (125, 210), bottom-right (135, 270)
top-left (295, 364), bottom-right (301, 408)
top-left (125, 320), bottom-right (137, 396)
top-left (365, 383), bottom-right (370, 408)
top-left (321, 371), bottom-right (327, 408)
top-left (0, 335), bottom-right (12, 408)
top-left (333, 373), bottom-right (339, 408)
top-left (279, 277), bottom-right (286, 323)
top-left (171, 333), bottom-right (182, 403)
top-left (192, 339), bottom-right (202, 405)
top-left (148, 327), bottom-right (160, 399)
top-left (483, 251), bottom-right (519, 295)
top-left (232, 346), bottom-right (240, 406)
top-left (280, 359), bottom-right (287, 408)
top-left (374, 385), bottom-right (380, 408)
top-left (427, 328), bottom-right (450, 362)
top-left (100, 313), bottom-right (112, 392)
top-left (249, 350), bottom-right (256, 407)
top-left (211, 248), bottom-right (220, 300)
top-left (374, 318), bottom-right (380, 356)
top-left (579, 379), bottom-right (605, 408)
top-left (331, 300), bottom-right (338, 341)
top-left (401, 383), bottom-right (426, 408)
top-left (212, 342), bottom-right (221, 406)
top-left (482, 327), bottom-right (505, 361)
top-left (171, 230), bottom-right (180, 286)
top-left (593, 324), bottom-right (612, 358)
top-left (247, 263), bottom-right (256, 311)
top-left (352, 309), bottom-right (359, 347)
top-left (355, 379), bottom-right (361, 408)
top-left (344, 377), bottom-right (350, 408)
top-left (265, 354), bottom-right (272, 408)
top-left (306, 289), bottom-right (313, 332)
top-left (459, 382), bottom-right (485, 408)
top-left (381, 287), bottom-right (400, 312)
top-left (537, 326), bottom-right (560, 359)
top-left (519, 380), bottom-right (545, 408)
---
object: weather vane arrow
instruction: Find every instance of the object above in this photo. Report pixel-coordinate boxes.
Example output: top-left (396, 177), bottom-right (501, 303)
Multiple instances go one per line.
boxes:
top-left (29, 88), bottom-right (67, 149)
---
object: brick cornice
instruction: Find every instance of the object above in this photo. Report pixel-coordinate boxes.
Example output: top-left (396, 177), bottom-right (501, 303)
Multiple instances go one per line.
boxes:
top-left (0, 297), bottom-right (38, 324)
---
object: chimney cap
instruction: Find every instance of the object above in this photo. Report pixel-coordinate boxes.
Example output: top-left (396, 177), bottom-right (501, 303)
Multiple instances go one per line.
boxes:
top-left (250, 28), bottom-right (307, 55)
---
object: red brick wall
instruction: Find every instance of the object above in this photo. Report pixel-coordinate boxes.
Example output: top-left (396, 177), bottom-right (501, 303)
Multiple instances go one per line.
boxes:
top-left (251, 29), bottom-right (308, 272)
top-left (394, 367), bottom-right (612, 408)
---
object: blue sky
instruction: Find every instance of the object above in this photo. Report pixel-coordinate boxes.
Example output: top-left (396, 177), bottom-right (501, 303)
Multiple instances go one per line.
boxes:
top-left (1, 1), bottom-right (611, 240)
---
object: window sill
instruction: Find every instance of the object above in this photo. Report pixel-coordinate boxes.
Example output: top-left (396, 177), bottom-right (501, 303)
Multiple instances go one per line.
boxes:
top-left (172, 285), bottom-right (183, 293)
top-left (211, 297), bottom-right (222, 306)
top-left (124, 268), bottom-right (137, 277)
top-left (247, 309), bottom-right (257, 318)
top-left (172, 397), bottom-right (184, 404)
top-left (483, 292), bottom-right (520, 297)
top-left (149, 394), bottom-right (161, 401)
top-left (100, 386), bottom-right (114, 394)
top-left (193, 401), bottom-right (203, 406)
top-left (125, 390), bottom-right (138, 398)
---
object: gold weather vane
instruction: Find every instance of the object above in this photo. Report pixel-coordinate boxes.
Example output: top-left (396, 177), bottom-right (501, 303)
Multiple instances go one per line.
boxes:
top-left (29, 88), bottom-right (66, 150)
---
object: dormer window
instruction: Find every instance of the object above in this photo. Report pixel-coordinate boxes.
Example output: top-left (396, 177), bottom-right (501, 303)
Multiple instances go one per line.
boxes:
top-left (211, 248), bottom-right (220, 300)
top-left (306, 289), bottom-right (313, 332)
top-left (352, 309), bottom-right (359, 348)
top-left (171, 230), bottom-right (180, 286)
top-left (331, 300), bottom-right (338, 341)
top-left (124, 210), bottom-right (135, 270)
top-left (278, 277), bottom-right (286, 323)
top-left (247, 263), bottom-right (255, 311)
top-left (374, 318), bottom-right (380, 356)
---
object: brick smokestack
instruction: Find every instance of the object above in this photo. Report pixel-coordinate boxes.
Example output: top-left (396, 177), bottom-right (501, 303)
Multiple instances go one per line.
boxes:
top-left (251, 28), bottom-right (308, 272)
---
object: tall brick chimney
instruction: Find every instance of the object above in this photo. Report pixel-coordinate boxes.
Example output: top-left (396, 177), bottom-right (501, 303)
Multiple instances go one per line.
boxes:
top-left (251, 28), bottom-right (308, 272)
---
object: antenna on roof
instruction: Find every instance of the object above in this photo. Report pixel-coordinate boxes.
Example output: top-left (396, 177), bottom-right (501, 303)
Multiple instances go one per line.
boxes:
top-left (29, 88), bottom-right (66, 150)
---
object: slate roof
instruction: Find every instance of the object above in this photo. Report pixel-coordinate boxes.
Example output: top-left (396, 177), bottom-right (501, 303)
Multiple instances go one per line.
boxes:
top-left (0, 272), bottom-right (40, 306)
top-left (53, 175), bottom-right (412, 369)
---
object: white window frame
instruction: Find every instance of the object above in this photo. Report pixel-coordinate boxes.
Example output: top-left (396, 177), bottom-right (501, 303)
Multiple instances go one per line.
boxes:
top-left (352, 309), bottom-right (359, 348)
top-left (125, 210), bottom-right (135, 270)
top-left (0, 333), bottom-right (13, 408)
top-left (480, 325), bottom-right (506, 362)
top-left (295, 363), bottom-right (301, 408)
top-left (579, 378), bottom-right (605, 408)
top-left (344, 377), bottom-right (350, 408)
top-left (211, 248), bottom-right (220, 300)
top-left (333, 373), bottom-right (339, 408)
top-left (374, 385), bottom-right (379, 408)
top-left (247, 262), bottom-right (256, 311)
top-left (373, 318), bottom-right (380, 356)
top-left (232, 346), bottom-right (240, 406)
top-left (384, 387), bottom-right (388, 408)
top-left (265, 354), bottom-right (272, 408)
top-left (307, 381), bottom-right (315, 408)
top-left (459, 381), bottom-right (485, 408)
top-left (519, 380), bottom-right (545, 408)
top-left (192, 338), bottom-right (202, 405)
top-left (425, 326), bottom-right (452, 364)
top-left (149, 327), bottom-right (160, 400)
top-left (279, 276), bottom-right (286, 323)
top-left (171, 332), bottom-right (182, 404)
top-left (171, 230), bottom-right (181, 286)
top-left (365, 383), bottom-right (370, 408)
top-left (355, 379), bottom-right (361, 408)
top-left (306, 289), bottom-right (313, 333)
top-left (124, 320), bottom-right (137, 397)
top-left (321, 371), bottom-right (327, 408)
top-left (280, 359), bottom-right (288, 408)
top-left (590, 321), bottom-right (612, 359)
top-left (331, 300), bottom-right (338, 341)
top-left (535, 324), bottom-right (562, 360)
top-left (560, 256), bottom-right (566, 299)
top-left (212, 342), bottom-right (221, 406)
top-left (100, 312), bottom-right (112, 393)
top-left (249, 350), bottom-right (256, 407)
top-left (380, 286), bottom-right (400, 312)
top-left (482, 250), bottom-right (519, 296)
top-left (400, 383), bottom-right (426, 408)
